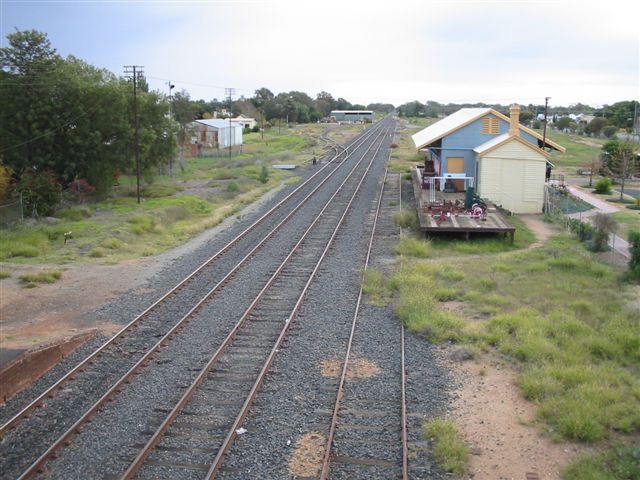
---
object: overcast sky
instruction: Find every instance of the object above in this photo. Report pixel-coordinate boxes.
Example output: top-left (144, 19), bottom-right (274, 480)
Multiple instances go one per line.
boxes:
top-left (1, 0), bottom-right (638, 108)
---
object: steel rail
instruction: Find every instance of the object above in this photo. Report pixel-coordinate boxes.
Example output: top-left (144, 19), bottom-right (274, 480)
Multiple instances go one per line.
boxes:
top-left (15, 122), bottom-right (390, 480)
top-left (204, 125), bottom-right (393, 480)
top-left (0, 120), bottom-right (378, 439)
top-left (319, 166), bottom-right (408, 480)
top-left (120, 124), bottom-right (391, 480)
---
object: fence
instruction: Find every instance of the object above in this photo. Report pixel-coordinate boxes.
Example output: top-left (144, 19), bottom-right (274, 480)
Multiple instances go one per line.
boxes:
top-left (0, 194), bottom-right (23, 226)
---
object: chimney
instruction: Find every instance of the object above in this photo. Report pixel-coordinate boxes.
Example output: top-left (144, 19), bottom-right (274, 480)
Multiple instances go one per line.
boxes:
top-left (509, 104), bottom-right (520, 136)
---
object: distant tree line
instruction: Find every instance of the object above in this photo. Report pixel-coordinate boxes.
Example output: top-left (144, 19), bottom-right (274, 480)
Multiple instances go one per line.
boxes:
top-left (397, 99), bottom-right (639, 136)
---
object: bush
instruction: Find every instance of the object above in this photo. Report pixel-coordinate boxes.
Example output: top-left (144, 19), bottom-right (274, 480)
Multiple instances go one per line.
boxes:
top-left (11, 169), bottom-right (62, 217)
top-left (603, 126), bottom-right (618, 139)
top-left (251, 125), bottom-right (260, 133)
top-left (258, 163), bottom-right (269, 184)
top-left (226, 181), bottom-right (239, 192)
top-left (594, 178), bottom-right (612, 195)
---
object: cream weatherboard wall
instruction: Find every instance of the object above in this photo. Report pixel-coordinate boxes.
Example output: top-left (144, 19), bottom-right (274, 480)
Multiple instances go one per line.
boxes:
top-left (477, 139), bottom-right (547, 214)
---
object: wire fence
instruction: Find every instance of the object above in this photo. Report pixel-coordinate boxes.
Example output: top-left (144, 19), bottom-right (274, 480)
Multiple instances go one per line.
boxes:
top-left (0, 194), bottom-right (24, 226)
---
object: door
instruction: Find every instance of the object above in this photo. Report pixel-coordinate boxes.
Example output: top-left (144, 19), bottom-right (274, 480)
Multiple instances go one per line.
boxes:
top-left (447, 157), bottom-right (465, 192)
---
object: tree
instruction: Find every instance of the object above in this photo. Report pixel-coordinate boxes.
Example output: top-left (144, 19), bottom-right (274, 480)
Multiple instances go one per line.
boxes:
top-left (315, 91), bottom-right (336, 117)
top-left (519, 111), bottom-right (534, 126)
top-left (585, 117), bottom-right (608, 137)
top-left (555, 116), bottom-right (573, 131)
top-left (601, 140), bottom-right (639, 200)
top-left (0, 29), bottom-right (175, 198)
top-left (591, 213), bottom-right (617, 252)
top-left (603, 126), bottom-right (618, 138)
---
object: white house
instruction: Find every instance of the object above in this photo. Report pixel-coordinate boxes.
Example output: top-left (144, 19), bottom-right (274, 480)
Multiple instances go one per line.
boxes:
top-left (232, 115), bottom-right (257, 129)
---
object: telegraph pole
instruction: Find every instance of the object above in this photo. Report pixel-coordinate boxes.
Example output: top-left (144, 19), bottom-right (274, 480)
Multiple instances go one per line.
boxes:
top-left (225, 87), bottom-right (235, 161)
top-left (542, 96), bottom-right (550, 153)
top-left (167, 81), bottom-right (175, 177)
top-left (124, 65), bottom-right (144, 203)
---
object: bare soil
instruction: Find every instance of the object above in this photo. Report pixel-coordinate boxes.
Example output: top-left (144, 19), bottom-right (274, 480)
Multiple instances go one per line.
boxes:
top-left (288, 431), bottom-right (326, 477)
top-left (440, 348), bottom-right (590, 479)
top-left (320, 357), bottom-right (381, 380)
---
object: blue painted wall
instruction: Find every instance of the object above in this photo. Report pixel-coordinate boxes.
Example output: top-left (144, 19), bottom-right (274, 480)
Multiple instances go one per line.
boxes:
top-left (438, 113), bottom-right (540, 179)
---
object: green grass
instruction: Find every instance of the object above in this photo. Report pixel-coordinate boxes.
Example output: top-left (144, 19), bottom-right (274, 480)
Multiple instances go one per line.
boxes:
top-left (0, 124), bottom-right (330, 265)
top-left (390, 234), bottom-right (640, 449)
top-left (423, 418), bottom-right (469, 475)
top-left (562, 444), bottom-right (640, 480)
top-left (394, 210), bottom-right (419, 230)
top-left (611, 210), bottom-right (640, 242)
top-left (19, 270), bottom-right (61, 285)
top-left (542, 129), bottom-right (607, 170)
top-left (362, 268), bottom-right (392, 306)
top-left (394, 237), bottom-right (432, 257)
top-left (0, 270), bottom-right (11, 279)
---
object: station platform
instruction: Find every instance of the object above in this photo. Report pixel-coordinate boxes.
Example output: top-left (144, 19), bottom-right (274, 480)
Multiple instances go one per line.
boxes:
top-left (410, 167), bottom-right (515, 241)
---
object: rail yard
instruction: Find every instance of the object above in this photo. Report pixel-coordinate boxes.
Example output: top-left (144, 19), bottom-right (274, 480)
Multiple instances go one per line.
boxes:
top-left (0, 118), bottom-right (451, 479)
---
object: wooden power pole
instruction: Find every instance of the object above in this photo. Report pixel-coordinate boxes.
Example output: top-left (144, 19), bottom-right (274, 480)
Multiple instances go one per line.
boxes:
top-left (124, 65), bottom-right (144, 203)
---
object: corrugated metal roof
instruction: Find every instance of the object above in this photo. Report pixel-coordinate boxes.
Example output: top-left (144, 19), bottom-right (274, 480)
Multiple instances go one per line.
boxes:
top-left (195, 119), bottom-right (242, 129)
top-left (411, 108), bottom-right (565, 152)
top-left (411, 108), bottom-right (491, 150)
top-left (474, 133), bottom-right (550, 159)
top-left (473, 133), bottom-right (510, 154)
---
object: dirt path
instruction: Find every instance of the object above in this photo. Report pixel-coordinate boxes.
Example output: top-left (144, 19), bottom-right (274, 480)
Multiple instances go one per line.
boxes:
top-left (441, 349), bottom-right (588, 479)
top-left (439, 216), bottom-right (589, 479)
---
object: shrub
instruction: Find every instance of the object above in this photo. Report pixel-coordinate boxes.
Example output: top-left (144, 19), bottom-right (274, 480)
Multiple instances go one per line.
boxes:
top-left (11, 169), bottom-right (62, 217)
top-left (594, 178), bottom-right (612, 195)
top-left (0, 270), bottom-right (11, 279)
top-left (258, 163), bottom-right (269, 184)
top-left (251, 125), bottom-right (260, 133)
top-left (227, 181), bottom-right (239, 192)
top-left (590, 213), bottom-right (617, 252)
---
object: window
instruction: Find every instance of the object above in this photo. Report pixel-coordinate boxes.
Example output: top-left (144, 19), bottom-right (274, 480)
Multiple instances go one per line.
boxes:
top-left (482, 117), bottom-right (499, 134)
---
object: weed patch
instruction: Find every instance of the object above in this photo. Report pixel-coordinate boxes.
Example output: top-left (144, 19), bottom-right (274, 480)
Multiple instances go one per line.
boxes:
top-left (394, 237), bottom-right (432, 257)
top-left (362, 269), bottom-right (391, 306)
top-left (423, 418), bottom-right (469, 475)
top-left (19, 270), bottom-right (61, 285)
top-left (392, 234), bottom-right (640, 452)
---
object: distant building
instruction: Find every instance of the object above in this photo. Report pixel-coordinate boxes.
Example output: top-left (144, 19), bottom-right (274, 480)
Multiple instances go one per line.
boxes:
top-left (187, 119), bottom-right (243, 152)
top-left (232, 115), bottom-right (257, 129)
top-left (330, 110), bottom-right (374, 123)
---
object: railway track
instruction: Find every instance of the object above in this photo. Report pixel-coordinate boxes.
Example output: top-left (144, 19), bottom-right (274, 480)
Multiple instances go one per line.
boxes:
top-left (0, 126), bottom-right (364, 435)
top-left (319, 170), bottom-right (408, 480)
top-left (3, 119), bottom-right (396, 479)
